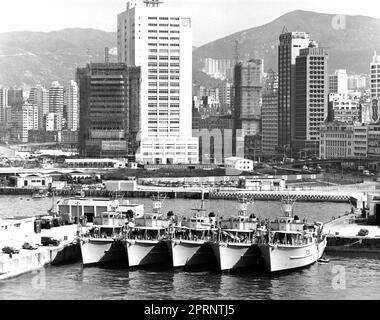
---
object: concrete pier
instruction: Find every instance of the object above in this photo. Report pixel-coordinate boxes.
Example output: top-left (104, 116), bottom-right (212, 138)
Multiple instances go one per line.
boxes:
top-left (323, 212), bottom-right (380, 254)
top-left (0, 224), bottom-right (81, 280)
top-left (0, 241), bottom-right (80, 280)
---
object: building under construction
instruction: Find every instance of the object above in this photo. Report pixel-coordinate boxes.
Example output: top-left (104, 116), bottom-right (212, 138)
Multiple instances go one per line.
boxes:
top-left (76, 63), bottom-right (141, 158)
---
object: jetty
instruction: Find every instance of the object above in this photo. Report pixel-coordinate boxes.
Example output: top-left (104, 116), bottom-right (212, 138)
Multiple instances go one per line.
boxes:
top-left (0, 221), bottom-right (80, 280)
top-left (323, 193), bottom-right (380, 254)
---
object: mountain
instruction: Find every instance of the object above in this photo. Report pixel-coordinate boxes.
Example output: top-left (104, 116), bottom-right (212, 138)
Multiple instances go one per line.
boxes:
top-left (193, 10), bottom-right (380, 75)
top-left (1, 11), bottom-right (380, 89)
top-left (0, 28), bottom-right (116, 89)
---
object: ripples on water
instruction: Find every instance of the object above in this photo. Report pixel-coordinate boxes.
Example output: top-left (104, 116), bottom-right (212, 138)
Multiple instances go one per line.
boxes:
top-left (1, 195), bottom-right (380, 300)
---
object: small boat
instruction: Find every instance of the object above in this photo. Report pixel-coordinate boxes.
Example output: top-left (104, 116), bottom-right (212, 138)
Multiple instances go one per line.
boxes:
top-left (122, 194), bottom-right (173, 267)
top-left (258, 197), bottom-right (327, 273)
top-left (211, 195), bottom-right (265, 271)
top-left (318, 257), bottom-right (330, 264)
top-left (32, 190), bottom-right (49, 198)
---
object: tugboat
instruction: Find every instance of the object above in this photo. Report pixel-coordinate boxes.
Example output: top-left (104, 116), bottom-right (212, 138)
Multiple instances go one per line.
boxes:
top-left (211, 195), bottom-right (264, 271)
top-left (122, 194), bottom-right (174, 267)
top-left (258, 197), bottom-right (327, 273)
top-left (165, 190), bottom-right (218, 269)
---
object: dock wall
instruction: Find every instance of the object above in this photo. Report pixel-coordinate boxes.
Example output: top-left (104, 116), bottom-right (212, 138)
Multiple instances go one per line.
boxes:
top-left (0, 242), bottom-right (80, 281)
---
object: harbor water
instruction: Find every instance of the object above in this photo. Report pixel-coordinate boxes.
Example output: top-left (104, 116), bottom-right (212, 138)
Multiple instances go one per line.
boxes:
top-left (1, 195), bottom-right (380, 300)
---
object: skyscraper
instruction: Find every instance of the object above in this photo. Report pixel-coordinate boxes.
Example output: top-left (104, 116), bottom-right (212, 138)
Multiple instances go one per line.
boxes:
top-left (328, 69), bottom-right (348, 96)
top-left (29, 84), bottom-right (49, 130)
top-left (67, 80), bottom-right (79, 131)
top-left (7, 88), bottom-right (23, 107)
top-left (0, 86), bottom-right (8, 129)
top-left (49, 81), bottom-right (64, 124)
top-left (261, 70), bottom-right (279, 155)
top-left (293, 42), bottom-right (329, 156)
top-left (233, 59), bottom-right (263, 136)
top-left (370, 51), bottom-right (380, 123)
top-left (10, 103), bottom-right (38, 142)
top-left (277, 31), bottom-right (311, 153)
top-left (77, 63), bottom-right (140, 158)
top-left (117, 0), bottom-right (198, 164)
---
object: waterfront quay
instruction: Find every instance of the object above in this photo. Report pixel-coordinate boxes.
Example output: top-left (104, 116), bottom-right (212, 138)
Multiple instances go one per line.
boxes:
top-left (0, 221), bottom-right (80, 280)
top-left (323, 193), bottom-right (380, 254)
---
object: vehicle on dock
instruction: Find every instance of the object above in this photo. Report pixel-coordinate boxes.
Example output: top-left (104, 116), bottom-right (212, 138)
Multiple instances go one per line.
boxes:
top-left (122, 194), bottom-right (174, 267)
top-left (2, 246), bottom-right (20, 254)
top-left (41, 236), bottom-right (61, 246)
top-left (257, 197), bottom-right (327, 273)
top-left (164, 190), bottom-right (218, 269)
top-left (211, 195), bottom-right (265, 271)
top-left (22, 242), bottom-right (39, 250)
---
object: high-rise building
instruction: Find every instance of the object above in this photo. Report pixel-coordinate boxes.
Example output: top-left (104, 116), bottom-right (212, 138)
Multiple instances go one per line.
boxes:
top-left (277, 31), bottom-right (311, 153)
top-left (348, 74), bottom-right (368, 91)
top-left (218, 82), bottom-right (233, 114)
top-left (233, 59), bottom-right (263, 136)
top-left (29, 85), bottom-right (49, 130)
top-left (329, 69), bottom-right (348, 96)
top-left (293, 42), bottom-right (329, 156)
top-left (7, 88), bottom-right (23, 107)
top-left (262, 70), bottom-right (279, 155)
top-left (117, 0), bottom-right (198, 164)
top-left (328, 93), bottom-right (360, 124)
top-left (368, 123), bottom-right (380, 158)
top-left (45, 113), bottom-right (62, 132)
top-left (0, 86), bottom-right (8, 128)
top-left (67, 80), bottom-right (79, 131)
top-left (10, 103), bottom-right (38, 142)
top-left (0, 87), bottom-right (8, 109)
top-left (319, 122), bottom-right (368, 159)
top-left (370, 51), bottom-right (380, 123)
top-left (77, 62), bottom-right (140, 158)
top-left (49, 81), bottom-right (64, 119)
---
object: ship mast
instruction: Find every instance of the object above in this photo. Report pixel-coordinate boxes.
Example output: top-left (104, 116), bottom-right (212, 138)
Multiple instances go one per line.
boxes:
top-left (280, 196), bottom-right (296, 217)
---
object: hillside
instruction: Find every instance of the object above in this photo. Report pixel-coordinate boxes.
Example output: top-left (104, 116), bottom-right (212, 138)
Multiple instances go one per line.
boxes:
top-left (1, 10), bottom-right (380, 89)
top-left (193, 10), bottom-right (380, 74)
top-left (0, 28), bottom-right (116, 88)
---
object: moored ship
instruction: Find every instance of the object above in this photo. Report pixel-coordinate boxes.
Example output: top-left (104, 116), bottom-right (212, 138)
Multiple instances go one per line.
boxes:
top-left (165, 191), bottom-right (218, 268)
top-left (76, 196), bottom-right (144, 266)
top-left (80, 210), bottom-right (128, 266)
top-left (258, 198), bottom-right (327, 273)
top-left (211, 195), bottom-right (264, 271)
top-left (122, 194), bottom-right (174, 267)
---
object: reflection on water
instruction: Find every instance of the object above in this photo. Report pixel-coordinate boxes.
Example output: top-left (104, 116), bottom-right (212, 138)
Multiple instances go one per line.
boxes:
top-left (3, 195), bottom-right (380, 300)
top-left (1, 255), bottom-right (380, 299)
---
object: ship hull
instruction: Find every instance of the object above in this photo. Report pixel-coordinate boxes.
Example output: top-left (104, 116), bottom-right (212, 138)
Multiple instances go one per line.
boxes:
top-left (211, 242), bottom-right (258, 271)
top-left (123, 239), bottom-right (169, 267)
top-left (80, 238), bottom-right (125, 266)
top-left (165, 239), bottom-right (216, 268)
top-left (258, 238), bottom-right (327, 273)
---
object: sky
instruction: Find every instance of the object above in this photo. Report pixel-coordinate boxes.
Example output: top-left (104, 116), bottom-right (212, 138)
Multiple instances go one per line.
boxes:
top-left (1, 0), bottom-right (380, 46)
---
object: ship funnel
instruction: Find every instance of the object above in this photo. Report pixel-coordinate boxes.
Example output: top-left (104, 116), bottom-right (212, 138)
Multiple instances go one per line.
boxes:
top-left (209, 212), bottom-right (216, 225)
